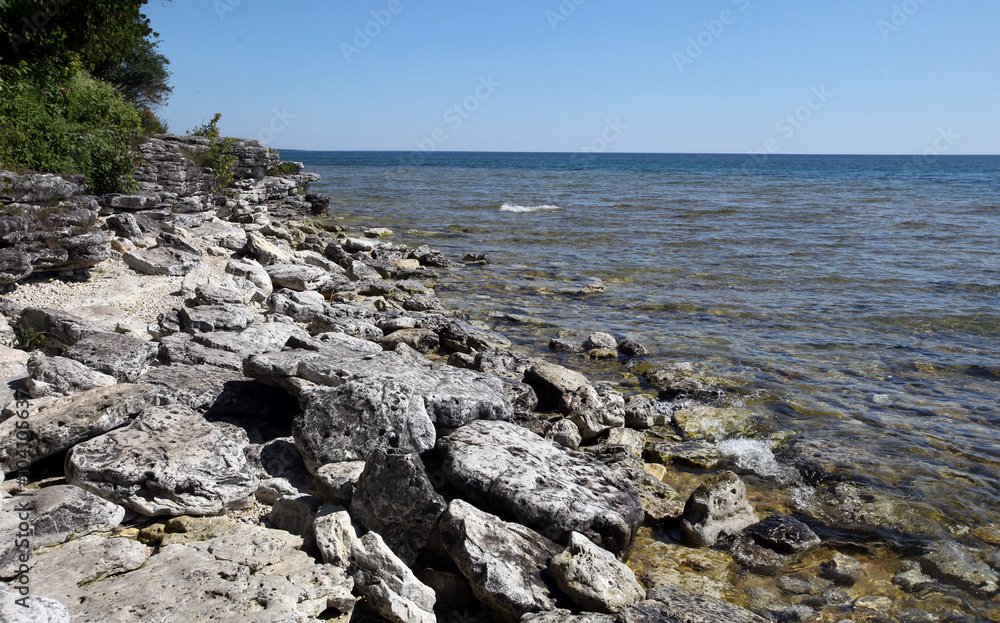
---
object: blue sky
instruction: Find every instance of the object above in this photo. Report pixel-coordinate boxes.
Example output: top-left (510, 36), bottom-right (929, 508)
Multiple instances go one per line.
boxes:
top-left (145, 0), bottom-right (999, 154)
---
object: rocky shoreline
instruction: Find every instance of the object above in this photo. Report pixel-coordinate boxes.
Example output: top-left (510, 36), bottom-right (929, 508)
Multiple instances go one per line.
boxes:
top-left (0, 135), bottom-right (997, 623)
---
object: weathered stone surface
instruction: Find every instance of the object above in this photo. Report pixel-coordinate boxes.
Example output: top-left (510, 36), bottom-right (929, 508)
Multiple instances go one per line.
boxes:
top-left (28, 534), bottom-right (148, 587)
top-left (268, 494), bottom-right (323, 538)
top-left (607, 458), bottom-right (685, 526)
top-left (66, 405), bottom-right (258, 516)
top-left (522, 611), bottom-right (616, 623)
top-left (25, 353), bottom-right (116, 398)
top-left (819, 552), bottom-right (863, 585)
top-left (122, 243), bottom-right (201, 276)
top-left (351, 531), bottom-right (436, 623)
top-left (157, 332), bottom-right (244, 370)
top-left (439, 499), bottom-right (559, 619)
top-left (137, 364), bottom-right (242, 412)
top-left (644, 441), bottom-right (721, 470)
top-left (179, 304), bottom-right (255, 333)
top-left (920, 540), bottom-right (999, 595)
top-left (293, 379), bottom-right (435, 471)
top-left (245, 437), bottom-right (316, 504)
top-left (380, 328), bottom-right (440, 354)
top-left (266, 289), bottom-right (327, 322)
top-left (266, 262), bottom-right (332, 292)
top-left (226, 258), bottom-right (273, 295)
top-left (245, 341), bottom-right (514, 427)
top-left (524, 361), bottom-right (593, 415)
top-left (28, 517), bottom-right (354, 623)
top-left (439, 320), bottom-right (512, 354)
top-left (474, 348), bottom-right (537, 381)
top-left (314, 461), bottom-right (366, 505)
top-left (729, 515), bottom-right (821, 574)
top-left (15, 307), bottom-right (98, 349)
top-left (439, 420), bottom-right (643, 553)
top-left (551, 532), bottom-right (645, 613)
top-left (672, 405), bottom-right (753, 441)
top-left (620, 585), bottom-right (768, 623)
top-left (0, 584), bottom-right (70, 623)
top-left (584, 332), bottom-right (617, 351)
top-left (547, 418), bottom-right (583, 449)
top-left (350, 450), bottom-right (446, 565)
top-left (314, 504), bottom-right (356, 568)
top-left (680, 471), bottom-right (758, 547)
top-left (0, 384), bottom-right (155, 473)
top-left (192, 321), bottom-right (305, 355)
top-left (63, 331), bottom-right (158, 382)
top-left (0, 486), bottom-right (125, 578)
top-left (617, 339), bottom-right (648, 357)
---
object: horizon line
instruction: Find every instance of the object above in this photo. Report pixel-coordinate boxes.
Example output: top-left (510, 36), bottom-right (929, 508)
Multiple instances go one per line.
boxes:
top-left (271, 148), bottom-right (999, 158)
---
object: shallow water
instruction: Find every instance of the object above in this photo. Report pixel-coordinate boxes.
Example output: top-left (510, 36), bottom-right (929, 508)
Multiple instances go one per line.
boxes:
top-left (287, 150), bottom-right (1000, 614)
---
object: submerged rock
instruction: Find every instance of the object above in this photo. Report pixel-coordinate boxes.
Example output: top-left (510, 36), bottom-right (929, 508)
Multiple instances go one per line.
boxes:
top-left (729, 514), bottom-right (821, 574)
top-left (623, 585), bottom-right (768, 623)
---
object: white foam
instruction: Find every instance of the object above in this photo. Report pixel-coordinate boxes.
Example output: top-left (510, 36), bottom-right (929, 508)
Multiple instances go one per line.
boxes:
top-left (499, 202), bottom-right (560, 213)
top-left (716, 438), bottom-right (801, 484)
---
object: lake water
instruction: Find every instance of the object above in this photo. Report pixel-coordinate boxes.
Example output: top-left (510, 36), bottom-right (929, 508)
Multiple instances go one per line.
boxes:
top-left (284, 150), bottom-right (1000, 545)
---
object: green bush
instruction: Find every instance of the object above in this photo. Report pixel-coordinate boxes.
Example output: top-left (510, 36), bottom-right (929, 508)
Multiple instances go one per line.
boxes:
top-left (187, 114), bottom-right (236, 196)
top-left (0, 67), bottom-right (142, 193)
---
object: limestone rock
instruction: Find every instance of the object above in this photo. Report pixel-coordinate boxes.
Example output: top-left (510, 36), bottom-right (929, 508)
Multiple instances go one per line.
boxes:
top-left (351, 531), bottom-right (436, 623)
top-left (0, 485), bottom-right (125, 578)
top-left (314, 461), bottom-right (366, 505)
top-left (680, 471), bottom-right (758, 547)
top-left (0, 384), bottom-right (156, 473)
top-left (439, 420), bottom-right (643, 553)
top-left (380, 328), bottom-right (440, 354)
top-left (122, 243), bottom-right (201, 276)
top-left (314, 504), bottom-right (356, 568)
top-left (266, 289), bottom-right (327, 322)
top-left (0, 584), bottom-right (70, 623)
top-left (265, 262), bottom-right (332, 292)
top-left (524, 361), bottom-right (593, 415)
top-left (245, 437), bottom-right (316, 504)
top-left (729, 515), bottom-right (821, 574)
top-left (62, 331), bottom-right (158, 382)
top-left (439, 499), bottom-right (559, 619)
top-left (920, 540), bottom-right (999, 595)
top-left (522, 612), bottom-right (616, 623)
top-left (66, 405), bottom-right (258, 516)
top-left (584, 332), bottom-right (617, 351)
top-left (293, 379), bottom-right (436, 471)
top-left (179, 304), bottom-right (255, 333)
top-left (29, 534), bottom-right (148, 587)
top-left (15, 307), bottom-right (99, 349)
top-left (350, 449), bottom-right (447, 565)
top-left (819, 552), bottom-right (863, 586)
top-left (623, 585), bottom-right (768, 623)
top-left (550, 531), bottom-right (646, 613)
top-left (157, 332), bottom-right (244, 371)
top-left (245, 341), bottom-right (514, 427)
top-left (25, 353), bottom-right (116, 398)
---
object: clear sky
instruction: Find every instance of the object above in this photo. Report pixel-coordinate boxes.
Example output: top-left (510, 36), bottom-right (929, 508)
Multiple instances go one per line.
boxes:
top-left (144, 0), bottom-right (999, 155)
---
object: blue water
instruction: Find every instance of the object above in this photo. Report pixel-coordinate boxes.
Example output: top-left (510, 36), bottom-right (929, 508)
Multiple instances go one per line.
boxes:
top-left (283, 150), bottom-right (1000, 532)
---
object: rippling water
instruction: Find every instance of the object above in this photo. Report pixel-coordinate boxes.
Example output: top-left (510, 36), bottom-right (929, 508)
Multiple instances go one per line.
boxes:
top-left (285, 150), bottom-right (1000, 533)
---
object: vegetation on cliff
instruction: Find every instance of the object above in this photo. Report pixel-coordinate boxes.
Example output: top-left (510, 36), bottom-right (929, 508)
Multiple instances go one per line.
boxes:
top-left (0, 0), bottom-right (172, 193)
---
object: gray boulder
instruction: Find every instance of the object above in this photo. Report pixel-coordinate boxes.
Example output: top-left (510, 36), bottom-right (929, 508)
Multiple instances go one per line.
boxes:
top-left (226, 258), bottom-right (273, 296)
top-left (680, 471), bottom-right (758, 547)
top-left (0, 384), bottom-right (156, 473)
top-left (474, 348), bottom-right (538, 380)
top-left (439, 420), bottom-right (643, 553)
top-left (179, 304), bottom-right (255, 333)
top-left (439, 320), bottom-right (512, 354)
top-left (62, 332), bottom-right (158, 383)
top-left (266, 289), bottom-right (327, 322)
top-left (157, 332), bottom-right (244, 371)
top-left (729, 514), bottom-right (821, 574)
top-left (314, 461), bottom-right (366, 505)
top-left (522, 611), bottom-right (616, 623)
top-left (293, 379), bottom-right (435, 471)
top-left (584, 332), bottom-right (617, 351)
top-left (314, 504), bottom-right (356, 568)
top-left (138, 364), bottom-right (243, 412)
top-left (191, 321), bottom-right (306, 355)
top-left (550, 531), bottom-right (646, 613)
top-left (0, 485), bottom-right (125, 578)
top-left (15, 307), bottom-right (98, 349)
top-left (439, 499), bottom-right (559, 619)
top-left (122, 244), bottom-right (201, 276)
top-left (246, 437), bottom-right (316, 504)
top-left (621, 585), bottom-right (768, 623)
top-left (265, 262), bottom-right (332, 292)
top-left (380, 328), bottom-right (440, 354)
top-left (245, 341), bottom-right (514, 427)
top-left (351, 531), bottom-right (436, 623)
top-left (524, 361), bottom-right (595, 415)
top-left (66, 405), bottom-right (258, 516)
top-left (349, 449), bottom-right (447, 565)
top-left (25, 353), bottom-right (116, 398)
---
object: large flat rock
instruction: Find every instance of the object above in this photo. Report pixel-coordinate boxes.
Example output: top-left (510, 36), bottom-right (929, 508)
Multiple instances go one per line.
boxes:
top-left (62, 331), bottom-right (159, 383)
top-left (0, 384), bottom-right (157, 473)
top-left (438, 420), bottom-right (644, 553)
top-left (65, 405), bottom-right (258, 516)
top-left (245, 341), bottom-right (513, 426)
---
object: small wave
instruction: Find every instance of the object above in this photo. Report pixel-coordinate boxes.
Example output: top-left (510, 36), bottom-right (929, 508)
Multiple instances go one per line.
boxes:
top-left (716, 438), bottom-right (801, 484)
top-left (499, 202), bottom-right (560, 213)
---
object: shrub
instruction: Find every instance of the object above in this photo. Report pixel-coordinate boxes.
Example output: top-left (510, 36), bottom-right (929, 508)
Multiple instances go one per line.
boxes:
top-left (0, 67), bottom-right (142, 194)
top-left (187, 114), bottom-right (235, 195)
